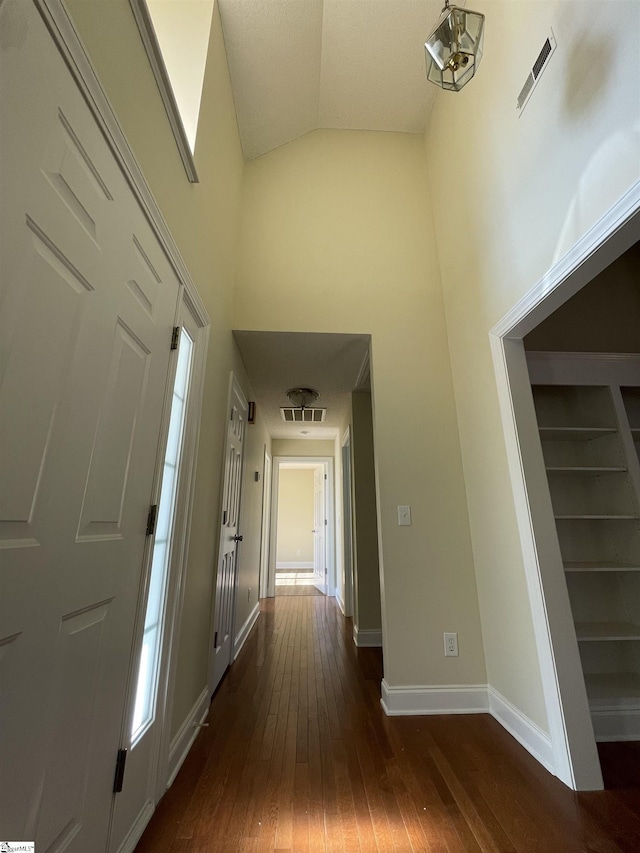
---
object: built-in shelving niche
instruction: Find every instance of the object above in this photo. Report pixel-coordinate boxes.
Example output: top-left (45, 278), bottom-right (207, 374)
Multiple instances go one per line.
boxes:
top-left (532, 382), bottom-right (640, 741)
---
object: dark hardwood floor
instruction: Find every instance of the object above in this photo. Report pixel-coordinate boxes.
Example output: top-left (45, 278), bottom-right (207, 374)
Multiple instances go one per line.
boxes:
top-left (136, 596), bottom-right (640, 852)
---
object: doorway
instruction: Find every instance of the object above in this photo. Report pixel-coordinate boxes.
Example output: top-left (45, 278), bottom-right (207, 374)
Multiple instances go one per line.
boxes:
top-left (491, 200), bottom-right (639, 791)
top-left (268, 457), bottom-right (335, 598)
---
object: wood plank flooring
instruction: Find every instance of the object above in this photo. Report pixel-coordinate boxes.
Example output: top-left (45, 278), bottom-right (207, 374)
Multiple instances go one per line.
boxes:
top-left (136, 596), bottom-right (640, 852)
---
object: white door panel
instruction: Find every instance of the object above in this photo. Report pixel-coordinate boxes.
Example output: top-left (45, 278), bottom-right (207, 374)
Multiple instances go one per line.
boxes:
top-left (313, 467), bottom-right (326, 593)
top-left (210, 378), bottom-right (247, 693)
top-left (0, 2), bottom-right (181, 849)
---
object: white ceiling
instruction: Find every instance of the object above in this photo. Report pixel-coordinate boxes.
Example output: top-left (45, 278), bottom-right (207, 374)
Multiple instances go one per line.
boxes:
top-left (218, 0), bottom-right (442, 159)
top-left (233, 330), bottom-right (370, 440)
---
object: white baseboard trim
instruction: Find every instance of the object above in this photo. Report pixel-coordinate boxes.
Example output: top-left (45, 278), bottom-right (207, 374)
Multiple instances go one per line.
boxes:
top-left (591, 709), bottom-right (640, 742)
top-left (167, 686), bottom-right (209, 788)
top-left (233, 601), bottom-right (260, 661)
top-left (353, 626), bottom-right (383, 647)
top-left (381, 679), bottom-right (489, 715)
top-left (380, 680), bottom-right (556, 775)
top-left (487, 685), bottom-right (555, 775)
top-left (276, 561), bottom-right (313, 569)
top-left (115, 800), bottom-right (155, 853)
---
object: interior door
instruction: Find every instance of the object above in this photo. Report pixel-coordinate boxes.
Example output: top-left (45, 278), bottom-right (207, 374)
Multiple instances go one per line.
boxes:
top-left (109, 307), bottom-right (201, 853)
top-left (259, 449), bottom-right (272, 599)
top-left (342, 438), bottom-right (354, 617)
top-left (313, 467), bottom-right (327, 593)
top-left (0, 2), bottom-right (180, 848)
top-left (209, 377), bottom-right (248, 693)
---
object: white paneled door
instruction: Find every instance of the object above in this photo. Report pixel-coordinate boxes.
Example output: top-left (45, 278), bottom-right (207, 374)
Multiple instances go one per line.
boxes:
top-left (0, 1), bottom-right (180, 848)
top-left (313, 467), bottom-right (327, 593)
top-left (209, 377), bottom-right (248, 693)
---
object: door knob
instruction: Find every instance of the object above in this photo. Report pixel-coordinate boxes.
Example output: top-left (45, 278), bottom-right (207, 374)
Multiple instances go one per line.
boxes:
top-left (232, 534), bottom-right (243, 542)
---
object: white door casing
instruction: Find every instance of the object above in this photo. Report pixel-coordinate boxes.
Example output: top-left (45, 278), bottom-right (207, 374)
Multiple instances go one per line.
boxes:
top-left (209, 375), bottom-right (248, 694)
top-left (313, 467), bottom-right (327, 593)
top-left (490, 185), bottom-right (640, 789)
top-left (0, 0), bottom-right (181, 847)
top-left (267, 457), bottom-right (335, 598)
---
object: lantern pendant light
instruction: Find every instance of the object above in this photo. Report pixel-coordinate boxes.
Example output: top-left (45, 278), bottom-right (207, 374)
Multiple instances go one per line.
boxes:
top-left (424, 0), bottom-right (485, 91)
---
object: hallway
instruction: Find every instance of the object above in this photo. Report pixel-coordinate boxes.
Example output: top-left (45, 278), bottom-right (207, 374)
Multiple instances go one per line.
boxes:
top-left (136, 597), bottom-right (640, 852)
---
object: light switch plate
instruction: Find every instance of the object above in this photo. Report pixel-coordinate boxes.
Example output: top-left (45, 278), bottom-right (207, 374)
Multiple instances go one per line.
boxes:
top-left (397, 505), bottom-right (412, 526)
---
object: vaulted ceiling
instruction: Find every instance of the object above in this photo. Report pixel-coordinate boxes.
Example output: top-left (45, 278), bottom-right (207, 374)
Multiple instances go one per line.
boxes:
top-left (218, 0), bottom-right (442, 159)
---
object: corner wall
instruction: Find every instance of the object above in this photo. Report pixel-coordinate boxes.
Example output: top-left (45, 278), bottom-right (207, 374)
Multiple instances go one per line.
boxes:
top-left (424, 0), bottom-right (640, 730)
top-left (351, 391), bottom-right (382, 635)
top-left (235, 129), bottom-right (487, 691)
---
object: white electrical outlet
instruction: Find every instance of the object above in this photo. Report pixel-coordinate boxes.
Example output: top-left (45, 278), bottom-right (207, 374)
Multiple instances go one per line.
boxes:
top-left (444, 632), bottom-right (458, 656)
top-left (397, 505), bottom-right (412, 526)
top-left (296, 549), bottom-right (301, 556)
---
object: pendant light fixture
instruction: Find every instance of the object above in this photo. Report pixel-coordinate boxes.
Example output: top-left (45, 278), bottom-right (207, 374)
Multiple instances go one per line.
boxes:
top-left (425, 0), bottom-right (485, 91)
top-left (286, 387), bottom-right (320, 410)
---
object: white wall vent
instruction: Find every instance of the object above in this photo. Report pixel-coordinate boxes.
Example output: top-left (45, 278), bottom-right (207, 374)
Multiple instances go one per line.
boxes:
top-left (517, 30), bottom-right (557, 115)
top-left (281, 407), bottom-right (326, 423)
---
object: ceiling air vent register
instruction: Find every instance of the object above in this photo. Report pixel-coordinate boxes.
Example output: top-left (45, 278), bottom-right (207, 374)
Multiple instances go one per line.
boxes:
top-left (281, 407), bottom-right (326, 423)
top-left (517, 30), bottom-right (557, 114)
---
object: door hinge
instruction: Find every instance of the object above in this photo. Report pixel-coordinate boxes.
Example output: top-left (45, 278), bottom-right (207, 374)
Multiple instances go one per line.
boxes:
top-left (324, 519), bottom-right (327, 525)
top-left (170, 326), bottom-right (180, 350)
top-left (223, 510), bottom-right (227, 525)
top-left (324, 474), bottom-right (327, 480)
top-left (214, 631), bottom-right (218, 647)
top-left (146, 504), bottom-right (158, 536)
top-left (113, 747), bottom-right (127, 793)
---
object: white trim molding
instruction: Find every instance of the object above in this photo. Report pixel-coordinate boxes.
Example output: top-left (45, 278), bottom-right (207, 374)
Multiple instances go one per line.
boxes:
top-left (591, 709), bottom-right (640, 743)
top-left (489, 180), bottom-right (640, 792)
top-left (233, 602), bottom-right (260, 661)
top-left (526, 351), bottom-right (640, 386)
top-left (353, 627), bottom-right (383, 647)
top-left (492, 180), bottom-right (640, 339)
top-left (114, 801), bottom-right (155, 853)
top-left (276, 561), bottom-right (313, 569)
top-left (167, 686), bottom-right (209, 788)
top-left (128, 0), bottom-right (199, 182)
top-left (488, 686), bottom-right (555, 775)
top-left (380, 680), bottom-right (489, 716)
top-left (380, 681), bottom-right (555, 775)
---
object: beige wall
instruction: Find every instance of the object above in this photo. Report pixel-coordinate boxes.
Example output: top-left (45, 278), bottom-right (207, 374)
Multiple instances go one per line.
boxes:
top-left (276, 469), bottom-right (315, 564)
top-left (235, 130), bottom-right (486, 688)
top-left (525, 242), bottom-right (640, 353)
top-left (272, 439), bottom-right (335, 457)
top-left (65, 0), bottom-right (248, 737)
top-left (425, 0), bottom-right (640, 728)
top-left (351, 391), bottom-right (382, 633)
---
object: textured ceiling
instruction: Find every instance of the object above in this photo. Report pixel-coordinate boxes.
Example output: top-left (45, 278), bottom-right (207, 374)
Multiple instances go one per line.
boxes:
top-left (233, 330), bottom-right (370, 440)
top-left (218, 0), bottom-right (441, 159)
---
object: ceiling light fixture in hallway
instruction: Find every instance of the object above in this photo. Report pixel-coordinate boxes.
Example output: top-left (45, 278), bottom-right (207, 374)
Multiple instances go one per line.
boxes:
top-left (425, 0), bottom-right (485, 91)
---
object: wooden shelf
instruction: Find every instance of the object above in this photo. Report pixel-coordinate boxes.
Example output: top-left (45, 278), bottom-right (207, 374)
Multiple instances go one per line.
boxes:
top-left (538, 427), bottom-right (617, 441)
top-left (585, 673), bottom-right (640, 710)
top-left (575, 621), bottom-right (640, 641)
top-left (554, 514), bottom-right (638, 520)
top-left (564, 562), bottom-right (640, 573)
top-left (546, 466), bottom-right (627, 474)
